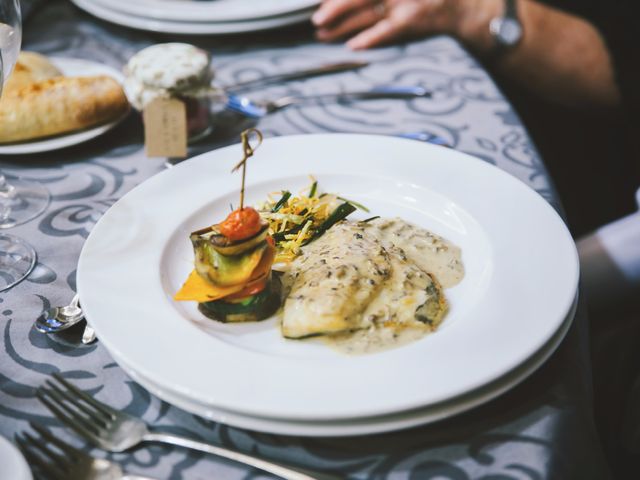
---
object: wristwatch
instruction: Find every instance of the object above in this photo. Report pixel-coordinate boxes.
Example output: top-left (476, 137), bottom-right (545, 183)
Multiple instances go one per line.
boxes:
top-left (489, 0), bottom-right (523, 52)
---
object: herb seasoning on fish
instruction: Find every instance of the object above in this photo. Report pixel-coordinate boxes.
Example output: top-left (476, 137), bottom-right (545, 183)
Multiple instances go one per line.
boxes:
top-left (281, 218), bottom-right (464, 354)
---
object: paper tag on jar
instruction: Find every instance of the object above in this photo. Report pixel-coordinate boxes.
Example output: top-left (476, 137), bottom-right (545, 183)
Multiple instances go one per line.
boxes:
top-left (143, 97), bottom-right (187, 158)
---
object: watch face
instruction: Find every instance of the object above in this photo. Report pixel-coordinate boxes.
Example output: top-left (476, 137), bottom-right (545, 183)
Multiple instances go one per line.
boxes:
top-left (490, 17), bottom-right (523, 47)
top-left (500, 18), bottom-right (523, 44)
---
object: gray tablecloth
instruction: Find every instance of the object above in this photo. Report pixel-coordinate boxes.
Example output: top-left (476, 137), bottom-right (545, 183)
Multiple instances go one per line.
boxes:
top-left (0, 1), bottom-right (611, 478)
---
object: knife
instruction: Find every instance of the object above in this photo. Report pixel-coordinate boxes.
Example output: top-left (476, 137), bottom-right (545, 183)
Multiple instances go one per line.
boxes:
top-left (223, 61), bottom-right (369, 92)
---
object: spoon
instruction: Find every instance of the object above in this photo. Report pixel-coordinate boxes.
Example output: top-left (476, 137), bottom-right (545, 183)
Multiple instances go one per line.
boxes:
top-left (81, 324), bottom-right (97, 344)
top-left (226, 86), bottom-right (432, 118)
top-left (34, 294), bottom-right (84, 334)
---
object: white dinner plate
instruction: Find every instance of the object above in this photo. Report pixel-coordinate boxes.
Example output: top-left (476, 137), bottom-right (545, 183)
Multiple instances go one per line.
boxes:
top-left (0, 435), bottom-right (33, 480)
top-left (91, 0), bottom-right (320, 22)
top-left (0, 58), bottom-right (128, 155)
top-left (109, 294), bottom-right (577, 436)
top-left (70, 0), bottom-right (314, 35)
top-left (77, 134), bottom-right (579, 421)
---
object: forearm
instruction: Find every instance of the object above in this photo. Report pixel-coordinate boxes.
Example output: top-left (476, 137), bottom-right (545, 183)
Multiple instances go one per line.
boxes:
top-left (457, 0), bottom-right (620, 108)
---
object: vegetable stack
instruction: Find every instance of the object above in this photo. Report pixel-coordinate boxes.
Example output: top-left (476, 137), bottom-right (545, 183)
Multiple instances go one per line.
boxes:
top-left (174, 129), bottom-right (280, 322)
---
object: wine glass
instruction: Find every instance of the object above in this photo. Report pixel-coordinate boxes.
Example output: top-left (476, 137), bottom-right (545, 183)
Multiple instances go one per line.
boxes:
top-left (1, 0), bottom-right (51, 291)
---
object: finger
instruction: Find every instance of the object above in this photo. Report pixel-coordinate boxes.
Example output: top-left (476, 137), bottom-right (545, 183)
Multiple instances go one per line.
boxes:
top-left (312, 0), bottom-right (376, 27)
top-left (316, 5), bottom-right (384, 42)
top-left (346, 18), bottom-right (401, 50)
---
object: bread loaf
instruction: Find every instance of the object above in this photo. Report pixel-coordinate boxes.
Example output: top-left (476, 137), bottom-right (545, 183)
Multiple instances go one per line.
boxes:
top-left (0, 75), bottom-right (130, 144)
top-left (3, 51), bottom-right (62, 96)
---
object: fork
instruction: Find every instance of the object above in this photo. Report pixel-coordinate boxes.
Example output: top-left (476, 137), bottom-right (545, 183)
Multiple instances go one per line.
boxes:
top-left (226, 85), bottom-right (431, 118)
top-left (37, 373), bottom-right (340, 480)
top-left (15, 422), bottom-right (154, 480)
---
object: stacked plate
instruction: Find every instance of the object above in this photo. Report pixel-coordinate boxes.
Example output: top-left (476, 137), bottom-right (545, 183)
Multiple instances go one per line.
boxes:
top-left (70, 0), bottom-right (320, 35)
top-left (77, 134), bottom-right (580, 437)
top-left (0, 435), bottom-right (32, 480)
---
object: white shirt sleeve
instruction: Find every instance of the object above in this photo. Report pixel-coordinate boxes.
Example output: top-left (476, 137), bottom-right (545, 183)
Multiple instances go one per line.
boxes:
top-left (577, 188), bottom-right (640, 309)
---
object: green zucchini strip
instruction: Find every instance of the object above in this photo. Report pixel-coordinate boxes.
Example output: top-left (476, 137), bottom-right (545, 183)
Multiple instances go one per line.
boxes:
top-left (308, 181), bottom-right (318, 198)
top-left (272, 219), bottom-right (312, 241)
top-left (337, 196), bottom-right (370, 212)
top-left (272, 191), bottom-right (291, 212)
top-left (302, 202), bottom-right (356, 245)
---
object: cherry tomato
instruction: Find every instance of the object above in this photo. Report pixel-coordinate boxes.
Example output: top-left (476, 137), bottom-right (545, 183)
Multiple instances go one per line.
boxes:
top-left (219, 207), bottom-right (262, 241)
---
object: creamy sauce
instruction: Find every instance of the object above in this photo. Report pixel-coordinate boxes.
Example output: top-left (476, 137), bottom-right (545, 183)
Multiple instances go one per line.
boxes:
top-left (366, 217), bottom-right (464, 288)
top-left (322, 325), bottom-right (429, 355)
top-left (281, 218), bottom-right (464, 354)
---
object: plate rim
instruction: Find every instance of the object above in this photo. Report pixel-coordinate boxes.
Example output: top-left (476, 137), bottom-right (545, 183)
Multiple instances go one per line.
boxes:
top-left (77, 133), bottom-right (580, 421)
top-left (0, 435), bottom-right (33, 480)
top-left (89, 0), bottom-right (320, 22)
top-left (110, 293), bottom-right (578, 436)
top-left (69, 0), bottom-right (314, 34)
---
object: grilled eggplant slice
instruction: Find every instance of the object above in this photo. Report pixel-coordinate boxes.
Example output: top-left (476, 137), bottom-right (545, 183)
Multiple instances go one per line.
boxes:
top-left (198, 274), bottom-right (281, 323)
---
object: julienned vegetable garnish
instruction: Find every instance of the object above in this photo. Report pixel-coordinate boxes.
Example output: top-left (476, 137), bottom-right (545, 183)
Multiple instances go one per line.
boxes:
top-left (257, 179), bottom-right (364, 264)
top-left (174, 128), bottom-right (280, 323)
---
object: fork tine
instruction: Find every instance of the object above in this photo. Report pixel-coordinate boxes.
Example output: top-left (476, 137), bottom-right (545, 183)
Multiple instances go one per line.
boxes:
top-left (45, 380), bottom-right (111, 427)
top-left (38, 386), bottom-right (102, 434)
top-left (14, 433), bottom-right (64, 480)
top-left (52, 372), bottom-right (117, 418)
top-left (21, 431), bottom-right (70, 472)
top-left (29, 422), bottom-right (86, 461)
top-left (37, 387), bottom-right (103, 444)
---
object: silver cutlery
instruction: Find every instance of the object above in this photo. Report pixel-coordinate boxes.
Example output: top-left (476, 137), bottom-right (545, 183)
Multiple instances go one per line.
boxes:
top-left (397, 131), bottom-right (453, 148)
top-left (15, 422), bottom-right (155, 480)
top-left (226, 85), bottom-right (432, 118)
top-left (34, 294), bottom-right (84, 334)
top-left (223, 60), bottom-right (369, 92)
top-left (82, 324), bottom-right (97, 344)
top-left (37, 373), bottom-right (340, 480)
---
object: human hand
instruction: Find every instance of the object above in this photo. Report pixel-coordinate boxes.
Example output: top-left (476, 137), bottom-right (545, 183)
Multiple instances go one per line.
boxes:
top-left (312, 0), bottom-right (469, 50)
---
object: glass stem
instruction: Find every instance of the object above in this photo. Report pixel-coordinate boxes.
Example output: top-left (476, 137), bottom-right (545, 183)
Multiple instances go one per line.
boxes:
top-left (0, 172), bottom-right (16, 222)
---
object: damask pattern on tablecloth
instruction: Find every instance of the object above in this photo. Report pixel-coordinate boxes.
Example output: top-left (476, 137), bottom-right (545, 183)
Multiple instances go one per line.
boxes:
top-left (0, 1), bottom-right (609, 479)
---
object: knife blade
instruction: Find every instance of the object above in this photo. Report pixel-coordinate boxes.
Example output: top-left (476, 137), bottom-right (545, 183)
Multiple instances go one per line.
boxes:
top-left (223, 61), bottom-right (369, 92)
